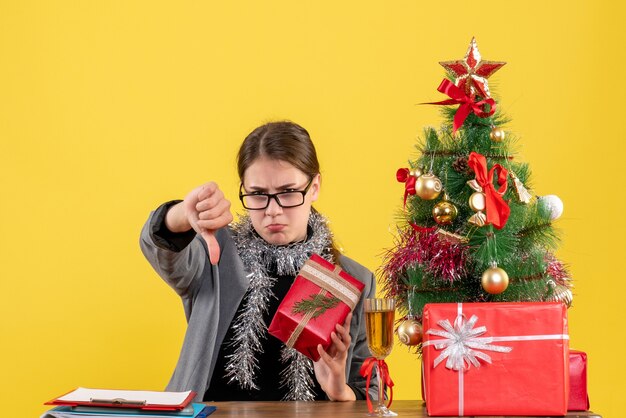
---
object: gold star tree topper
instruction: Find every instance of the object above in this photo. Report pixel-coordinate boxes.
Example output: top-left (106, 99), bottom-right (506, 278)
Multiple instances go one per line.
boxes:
top-left (439, 37), bottom-right (506, 99)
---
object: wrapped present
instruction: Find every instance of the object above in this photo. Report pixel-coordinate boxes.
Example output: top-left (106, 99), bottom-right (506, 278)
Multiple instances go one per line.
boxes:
top-left (268, 254), bottom-right (365, 361)
top-left (569, 350), bottom-right (590, 411)
top-left (422, 302), bottom-right (569, 416)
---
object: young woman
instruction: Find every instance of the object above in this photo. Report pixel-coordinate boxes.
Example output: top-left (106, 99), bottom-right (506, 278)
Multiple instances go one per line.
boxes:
top-left (140, 121), bottom-right (376, 402)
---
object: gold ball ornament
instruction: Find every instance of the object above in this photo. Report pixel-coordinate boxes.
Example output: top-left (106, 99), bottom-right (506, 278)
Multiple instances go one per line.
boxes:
top-left (397, 317), bottom-right (423, 346)
top-left (481, 266), bottom-right (510, 294)
top-left (414, 173), bottom-right (442, 200)
top-left (468, 192), bottom-right (486, 212)
top-left (432, 200), bottom-right (458, 225)
top-left (489, 127), bottom-right (506, 143)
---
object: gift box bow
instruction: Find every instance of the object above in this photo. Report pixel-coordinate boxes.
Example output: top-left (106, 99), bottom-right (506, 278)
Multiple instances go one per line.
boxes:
top-left (424, 313), bottom-right (513, 371)
top-left (285, 255), bottom-right (362, 349)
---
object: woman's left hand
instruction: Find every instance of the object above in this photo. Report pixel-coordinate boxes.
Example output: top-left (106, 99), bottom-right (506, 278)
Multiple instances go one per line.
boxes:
top-left (313, 313), bottom-right (356, 401)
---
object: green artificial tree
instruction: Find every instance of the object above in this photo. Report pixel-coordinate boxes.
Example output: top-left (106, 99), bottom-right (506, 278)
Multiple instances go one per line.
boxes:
top-left (381, 38), bottom-right (573, 350)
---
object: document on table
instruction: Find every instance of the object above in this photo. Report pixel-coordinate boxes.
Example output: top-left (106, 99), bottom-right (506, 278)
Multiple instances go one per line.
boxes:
top-left (53, 388), bottom-right (193, 407)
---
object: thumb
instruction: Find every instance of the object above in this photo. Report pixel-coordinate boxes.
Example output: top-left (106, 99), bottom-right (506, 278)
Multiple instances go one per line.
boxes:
top-left (201, 229), bottom-right (220, 265)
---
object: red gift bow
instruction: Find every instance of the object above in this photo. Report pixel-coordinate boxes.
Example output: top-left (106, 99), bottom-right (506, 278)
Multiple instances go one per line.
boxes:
top-left (396, 168), bottom-right (416, 207)
top-left (468, 151), bottom-right (510, 230)
top-left (425, 79), bottom-right (496, 135)
top-left (360, 357), bottom-right (394, 413)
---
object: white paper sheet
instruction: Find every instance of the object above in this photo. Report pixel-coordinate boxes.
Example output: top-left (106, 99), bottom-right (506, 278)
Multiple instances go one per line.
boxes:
top-left (57, 388), bottom-right (192, 406)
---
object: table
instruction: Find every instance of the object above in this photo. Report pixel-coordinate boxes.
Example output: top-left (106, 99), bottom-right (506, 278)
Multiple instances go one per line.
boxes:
top-left (207, 400), bottom-right (601, 417)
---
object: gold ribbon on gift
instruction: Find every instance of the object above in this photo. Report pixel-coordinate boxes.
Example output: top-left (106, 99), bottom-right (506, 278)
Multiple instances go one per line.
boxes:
top-left (285, 260), bottom-right (361, 349)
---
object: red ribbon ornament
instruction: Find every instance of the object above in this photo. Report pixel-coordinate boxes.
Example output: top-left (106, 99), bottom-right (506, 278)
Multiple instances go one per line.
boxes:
top-left (360, 357), bottom-right (394, 413)
top-left (396, 168), bottom-right (416, 207)
top-left (425, 79), bottom-right (496, 135)
top-left (468, 152), bottom-right (510, 230)
top-left (410, 222), bottom-right (436, 234)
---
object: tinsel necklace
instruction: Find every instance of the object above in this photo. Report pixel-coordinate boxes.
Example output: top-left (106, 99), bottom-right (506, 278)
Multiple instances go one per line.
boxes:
top-left (223, 211), bottom-right (334, 401)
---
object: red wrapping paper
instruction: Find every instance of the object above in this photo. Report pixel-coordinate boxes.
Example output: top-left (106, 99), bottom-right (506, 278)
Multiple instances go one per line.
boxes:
top-left (422, 302), bottom-right (569, 416)
top-left (268, 254), bottom-right (364, 361)
top-left (569, 350), bottom-right (590, 411)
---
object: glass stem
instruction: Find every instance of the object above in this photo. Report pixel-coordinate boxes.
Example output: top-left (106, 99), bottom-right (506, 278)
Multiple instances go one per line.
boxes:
top-left (377, 362), bottom-right (385, 411)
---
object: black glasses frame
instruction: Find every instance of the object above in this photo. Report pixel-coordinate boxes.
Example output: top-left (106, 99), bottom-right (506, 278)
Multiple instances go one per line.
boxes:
top-left (239, 178), bottom-right (314, 210)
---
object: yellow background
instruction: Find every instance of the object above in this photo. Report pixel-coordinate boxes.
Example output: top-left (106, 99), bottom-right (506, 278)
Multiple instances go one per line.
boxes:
top-left (1, 1), bottom-right (624, 417)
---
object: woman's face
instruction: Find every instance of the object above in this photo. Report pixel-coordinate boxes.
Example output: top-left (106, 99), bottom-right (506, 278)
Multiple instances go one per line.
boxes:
top-left (242, 157), bottom-right (320, 245)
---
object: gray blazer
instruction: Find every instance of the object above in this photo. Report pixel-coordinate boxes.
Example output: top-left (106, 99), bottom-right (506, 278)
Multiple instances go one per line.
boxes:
top-left (139, 203), bottom-right (378, 401)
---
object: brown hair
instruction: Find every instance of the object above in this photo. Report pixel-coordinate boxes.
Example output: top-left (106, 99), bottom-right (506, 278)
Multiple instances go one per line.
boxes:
top-left (237, 121), bottom-right (319, 181)
top-left (236, 121), bottom-right (341, 261)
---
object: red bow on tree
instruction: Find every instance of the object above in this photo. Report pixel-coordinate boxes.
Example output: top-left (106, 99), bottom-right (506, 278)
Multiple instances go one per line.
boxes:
top-left (425, 79), bottom-right (496, 135)
top-left (468, 152), bottom-right (510, 229)
top-left (396, 168), bottom-right (416, 207)
top-left (360, 357), bottom-right (394, 413)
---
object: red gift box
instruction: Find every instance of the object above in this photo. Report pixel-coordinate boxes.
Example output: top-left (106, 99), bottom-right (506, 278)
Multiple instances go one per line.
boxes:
top-left (422, 302), bottom-right (569, 416)
top-left (569, 350), bottom-right (590, 411)
top-left (268, 254), bottom-right (365, 361)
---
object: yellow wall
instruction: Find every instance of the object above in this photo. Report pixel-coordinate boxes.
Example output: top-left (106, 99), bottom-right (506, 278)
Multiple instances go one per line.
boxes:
top-left (1, 2), bottom-right (623, 417)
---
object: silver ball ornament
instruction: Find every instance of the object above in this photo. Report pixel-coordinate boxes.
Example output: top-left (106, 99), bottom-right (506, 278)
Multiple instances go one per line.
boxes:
top-left (538, 195), bottom-right (564, 220)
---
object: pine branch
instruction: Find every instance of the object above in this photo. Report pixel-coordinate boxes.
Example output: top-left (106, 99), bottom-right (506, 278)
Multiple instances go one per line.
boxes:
top-left (292, 294), bottom-right (341, 318)
top-left (418, 149), bottom-right (515, 161)
top-left (517, 202), bottom-right (561, 251)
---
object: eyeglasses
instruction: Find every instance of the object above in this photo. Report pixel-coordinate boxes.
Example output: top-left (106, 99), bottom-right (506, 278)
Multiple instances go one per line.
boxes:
top-left (239, 178), bottom-right (314, 210)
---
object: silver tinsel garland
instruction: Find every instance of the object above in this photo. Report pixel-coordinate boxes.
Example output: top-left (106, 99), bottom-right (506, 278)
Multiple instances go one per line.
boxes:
top-left (224, 211), bottom-right (334, 400)
top-left (279, 347), bottom-right (317, 401)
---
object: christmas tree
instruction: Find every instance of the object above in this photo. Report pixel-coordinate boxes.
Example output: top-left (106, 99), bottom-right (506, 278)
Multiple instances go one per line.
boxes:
top-left (381, 38), bottom-right (573, 349)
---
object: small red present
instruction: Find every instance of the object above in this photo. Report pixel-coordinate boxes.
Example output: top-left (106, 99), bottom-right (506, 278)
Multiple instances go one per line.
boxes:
top-left (422, 302), bottom-right (569, 416)
top-left (268, 254), bottom-right (365, 361)
top-left (569, 350), bottom-right (590, 411)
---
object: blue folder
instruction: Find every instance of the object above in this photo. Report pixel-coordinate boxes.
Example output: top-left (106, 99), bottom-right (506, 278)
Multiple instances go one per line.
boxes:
top-left (41, 403), bottom-right (216, 418)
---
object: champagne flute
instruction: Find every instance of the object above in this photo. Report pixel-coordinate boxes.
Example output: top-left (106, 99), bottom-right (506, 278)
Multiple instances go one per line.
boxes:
top-left (364, 298), bottom-right (397, 417)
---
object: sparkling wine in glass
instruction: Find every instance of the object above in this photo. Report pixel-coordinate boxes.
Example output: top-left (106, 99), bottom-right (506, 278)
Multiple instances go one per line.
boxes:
top-left (364, 298), bottom-right (396, 417)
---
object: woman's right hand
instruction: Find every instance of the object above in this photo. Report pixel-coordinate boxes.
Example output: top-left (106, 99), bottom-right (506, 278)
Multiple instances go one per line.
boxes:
top-left (166, 182), bottom-right (233, 265)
